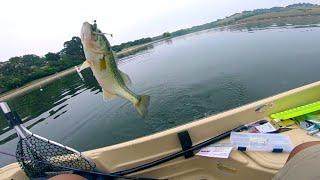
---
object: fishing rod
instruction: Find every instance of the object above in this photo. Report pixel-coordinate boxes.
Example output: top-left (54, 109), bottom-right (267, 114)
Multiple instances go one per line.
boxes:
top-left (0, 102), bottom-right (161, 180)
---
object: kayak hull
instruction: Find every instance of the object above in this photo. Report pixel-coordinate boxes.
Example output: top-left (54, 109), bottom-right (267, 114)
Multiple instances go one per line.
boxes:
top-left (2, 81), bottom-right (320, 179)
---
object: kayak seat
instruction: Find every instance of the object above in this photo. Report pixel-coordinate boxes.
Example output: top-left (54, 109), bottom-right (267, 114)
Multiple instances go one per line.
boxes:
top-left (273, 141), bottom-right (320, 180)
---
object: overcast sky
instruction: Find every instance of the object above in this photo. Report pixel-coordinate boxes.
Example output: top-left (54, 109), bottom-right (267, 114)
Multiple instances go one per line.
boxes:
top-left (0, 0), bottom-right (319, 61)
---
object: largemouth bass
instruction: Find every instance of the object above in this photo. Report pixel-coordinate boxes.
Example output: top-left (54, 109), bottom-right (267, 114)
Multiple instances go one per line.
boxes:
top-left (79, 22), bottom-right (150, 117)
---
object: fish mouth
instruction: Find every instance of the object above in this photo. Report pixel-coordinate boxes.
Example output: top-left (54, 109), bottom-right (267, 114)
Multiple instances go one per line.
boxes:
top-left (80, 21), bottom-right (112, 54)
top-left (81, 22), bottom-right (95, 41)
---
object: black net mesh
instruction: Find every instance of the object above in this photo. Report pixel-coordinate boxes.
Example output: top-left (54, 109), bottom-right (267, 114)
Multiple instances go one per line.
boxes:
top-left (16, 135), bottom-right (96, 178)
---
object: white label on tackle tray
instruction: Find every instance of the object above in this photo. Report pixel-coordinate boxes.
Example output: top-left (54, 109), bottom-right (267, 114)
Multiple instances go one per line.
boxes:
top-left (255, 122), bottom-right (277, 133)
top-left (230, 132), bottom-right (293, 152)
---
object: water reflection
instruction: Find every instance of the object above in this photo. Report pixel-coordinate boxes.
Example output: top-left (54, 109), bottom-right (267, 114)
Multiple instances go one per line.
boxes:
top-left (0, 70), bottom-right (100, 135)
top-left (164, 39), bottom-right (173, 44)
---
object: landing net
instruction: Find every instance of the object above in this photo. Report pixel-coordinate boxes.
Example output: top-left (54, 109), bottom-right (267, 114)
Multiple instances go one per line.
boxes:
top-left (16, 134), bottom-right (96, 178)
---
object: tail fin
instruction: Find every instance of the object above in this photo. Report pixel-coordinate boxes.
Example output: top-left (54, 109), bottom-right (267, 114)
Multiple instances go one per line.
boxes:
top-left (134, 95), bottom-right (150, 118)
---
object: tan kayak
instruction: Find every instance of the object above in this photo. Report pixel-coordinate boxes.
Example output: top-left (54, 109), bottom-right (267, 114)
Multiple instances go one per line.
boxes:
top-left (2, 80), bottom-right (320, 179)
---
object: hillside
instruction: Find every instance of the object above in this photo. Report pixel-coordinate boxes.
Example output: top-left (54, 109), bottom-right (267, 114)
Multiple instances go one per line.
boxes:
top-left (170, 3), bottom-right (320, 36)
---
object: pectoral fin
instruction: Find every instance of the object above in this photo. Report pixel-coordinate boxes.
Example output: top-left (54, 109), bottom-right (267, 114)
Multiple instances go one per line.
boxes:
top-left (119, 70), bottom-right (132, 86)
top-left (102, 89), bottom-right (117, 101)
top-left (79, 60), bottom-right (91, 72)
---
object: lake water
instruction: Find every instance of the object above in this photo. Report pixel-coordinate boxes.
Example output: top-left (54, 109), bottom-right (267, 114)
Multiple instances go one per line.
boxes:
top-left (1, 26), bottom-right (320, 167)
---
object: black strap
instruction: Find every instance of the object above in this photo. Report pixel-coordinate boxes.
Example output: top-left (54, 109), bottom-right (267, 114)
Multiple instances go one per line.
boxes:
top-left (177, 131), bottom-right (194, 159)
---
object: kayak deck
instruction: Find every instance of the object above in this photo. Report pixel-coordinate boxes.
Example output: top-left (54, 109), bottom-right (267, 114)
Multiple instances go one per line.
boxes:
top-left (2, 81), bottom-right (320, 179)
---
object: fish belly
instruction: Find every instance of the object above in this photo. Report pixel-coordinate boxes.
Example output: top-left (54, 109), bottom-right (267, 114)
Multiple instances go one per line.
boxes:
top-left (92, 66), bottom-right (138, 104)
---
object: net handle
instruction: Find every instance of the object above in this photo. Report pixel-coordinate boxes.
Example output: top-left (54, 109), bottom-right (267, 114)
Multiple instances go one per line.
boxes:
top-left (0, 102), bottom-right (28, 138)
top-left (0, 101), bottom-right (96, 168)
top-left (0, 102), bottom-right (23, 127)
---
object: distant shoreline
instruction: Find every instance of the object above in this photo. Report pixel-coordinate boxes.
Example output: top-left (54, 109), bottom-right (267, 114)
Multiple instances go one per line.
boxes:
top-left (0, 38), bottom-right (168, 102)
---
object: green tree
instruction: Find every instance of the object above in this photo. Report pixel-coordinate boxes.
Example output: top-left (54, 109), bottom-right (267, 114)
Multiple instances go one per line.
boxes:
top-left (163, 32), bottom-right (171, 37)
top-left (61, 36), bottom-right (85, 60)
top-left (45, 52), bottom-right (60, 62)
top-left (59, 36), bottom-right (86, 69)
